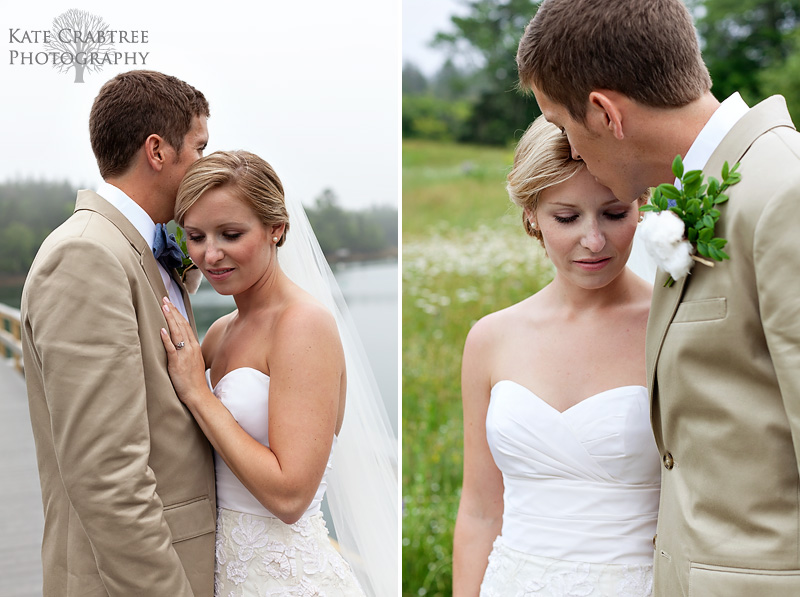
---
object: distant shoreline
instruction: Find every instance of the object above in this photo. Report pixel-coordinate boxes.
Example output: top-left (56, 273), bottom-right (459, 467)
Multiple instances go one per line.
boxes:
top-left (0, 249), bottom-right (399, 288)
top-left (326, 247), bottom-right (398, 264)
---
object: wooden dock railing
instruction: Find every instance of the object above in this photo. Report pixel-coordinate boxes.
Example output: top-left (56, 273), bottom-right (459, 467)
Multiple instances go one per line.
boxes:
top-left (0, 316), bottom-right (43, 595)
top-left (0, 302), bottom-right (23, 374)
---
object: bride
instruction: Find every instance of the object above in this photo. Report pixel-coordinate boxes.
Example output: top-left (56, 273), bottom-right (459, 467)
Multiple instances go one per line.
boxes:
top-left (159, 150), bottom-right (396, 596)
top-left (453, 116), bottom-right (660, 596)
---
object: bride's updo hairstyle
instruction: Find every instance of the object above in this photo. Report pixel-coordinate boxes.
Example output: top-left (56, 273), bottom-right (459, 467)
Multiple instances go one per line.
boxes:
top-left (507, 115), bottom-right (584, 247)
top-left (176, 150), bottom-right (290, 246)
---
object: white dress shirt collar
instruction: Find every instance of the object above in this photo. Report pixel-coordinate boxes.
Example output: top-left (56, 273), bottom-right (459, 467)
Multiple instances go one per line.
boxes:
top-left (96, 181), bottom-right (189, 319)
top-left (96, 181), bottom-right (157, 251)
top-left (678, 93), bottom-right (750, 186)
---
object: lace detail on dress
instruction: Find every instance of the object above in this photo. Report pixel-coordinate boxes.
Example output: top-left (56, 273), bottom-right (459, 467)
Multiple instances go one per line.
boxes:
top-left (215, 507), bottom-right (365, 597)
top-left (480, 538), bottom-right (653, 597)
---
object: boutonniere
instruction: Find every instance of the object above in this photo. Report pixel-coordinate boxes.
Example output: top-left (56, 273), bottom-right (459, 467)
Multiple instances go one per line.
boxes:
top-left (175, 226), bottom-right (203, 294)
top-left (639, 155), bottom-right (741, 287)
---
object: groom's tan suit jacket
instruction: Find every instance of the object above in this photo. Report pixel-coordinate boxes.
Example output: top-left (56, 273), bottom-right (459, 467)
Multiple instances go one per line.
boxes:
top-left (21, 191), bottom-right (216, 596)
top-left (648, 96), bottom-right (800, 596)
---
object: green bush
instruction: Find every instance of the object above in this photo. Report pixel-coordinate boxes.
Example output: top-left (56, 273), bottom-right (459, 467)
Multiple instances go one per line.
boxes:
top-left (402, 95), bottom-right (473, 142)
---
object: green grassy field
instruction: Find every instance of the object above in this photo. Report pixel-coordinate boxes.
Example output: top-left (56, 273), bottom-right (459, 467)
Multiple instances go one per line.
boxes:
top-left (402, 139), bottom-right (519, 237)
top-left (402, 139), bottom-right (553, 596)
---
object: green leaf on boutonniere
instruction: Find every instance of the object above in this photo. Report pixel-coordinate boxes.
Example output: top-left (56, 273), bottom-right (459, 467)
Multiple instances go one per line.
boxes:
top-left (174, 226), bottom-right (196, 276)
top-left (660, 184), bottom-right (681, 200)
top-left (672, 154), bottom-right (684, 179)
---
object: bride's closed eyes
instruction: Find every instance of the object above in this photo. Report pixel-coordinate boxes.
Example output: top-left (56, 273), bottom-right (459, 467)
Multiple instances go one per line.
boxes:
top-left (552, 211), bottom-right (631, 225)
top-left (186, 230), bottom-right (246, 242)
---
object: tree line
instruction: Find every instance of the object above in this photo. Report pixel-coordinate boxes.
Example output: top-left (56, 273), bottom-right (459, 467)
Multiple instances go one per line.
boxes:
top-left (403, 0), bottom-right (800, 146)
top-left (305, 189), bottom-right (398, 261)
top-left (0, 180), bottom-right (76, 275)
top-left (0, 180), bottom-right (397, 278)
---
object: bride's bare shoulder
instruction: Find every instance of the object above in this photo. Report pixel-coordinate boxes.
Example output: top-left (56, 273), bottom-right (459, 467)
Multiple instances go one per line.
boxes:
top-left (465, 285), bottom-right (552, 355)
top-left (273, 294), bottom-right (340, 350)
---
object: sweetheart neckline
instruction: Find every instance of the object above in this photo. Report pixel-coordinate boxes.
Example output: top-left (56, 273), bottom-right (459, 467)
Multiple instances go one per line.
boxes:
top-left (207, 366), bottom-right (270, 391)
top-left (206, 367), bottom-right (340, 440)
top-left (491, 379), bottom-right (647, 415)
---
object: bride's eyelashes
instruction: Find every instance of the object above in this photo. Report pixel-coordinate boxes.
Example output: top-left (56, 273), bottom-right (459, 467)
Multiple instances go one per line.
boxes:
top-left (552, 211), bottom-right (631, 225)
top-left (553, 214), bottom-right (579, 224)
top-left (186, 231), bottom-right (245, 242)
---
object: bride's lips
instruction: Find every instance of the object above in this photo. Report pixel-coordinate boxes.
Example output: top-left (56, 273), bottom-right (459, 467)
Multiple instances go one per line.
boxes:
top-left (574, 257), bottom-right (611, 271)
top-left (205, 267), bottom-right (235, 281)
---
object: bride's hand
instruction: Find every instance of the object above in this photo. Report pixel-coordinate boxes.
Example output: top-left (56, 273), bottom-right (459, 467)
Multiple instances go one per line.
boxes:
top-left (160, 297), bottom-right (206, 404)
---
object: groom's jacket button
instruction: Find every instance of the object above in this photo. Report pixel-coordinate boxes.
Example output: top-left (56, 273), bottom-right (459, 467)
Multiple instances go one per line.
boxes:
top-left (663, 452), bottom-right (674, 470)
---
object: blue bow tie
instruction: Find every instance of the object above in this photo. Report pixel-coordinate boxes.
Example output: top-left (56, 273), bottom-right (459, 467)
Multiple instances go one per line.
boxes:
top-left (153, 223), bottom-right (184, 270)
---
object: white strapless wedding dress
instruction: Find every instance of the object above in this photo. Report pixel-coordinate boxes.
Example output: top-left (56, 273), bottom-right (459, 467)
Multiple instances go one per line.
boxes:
top-left (207, 367), bottom-right (365, 597)
top-left (481, 381), bottom-right (660, 597)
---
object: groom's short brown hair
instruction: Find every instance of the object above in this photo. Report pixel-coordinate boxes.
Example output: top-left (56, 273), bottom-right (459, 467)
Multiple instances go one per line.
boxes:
top-left (517, 0), bottom-right (711, 122)
top-left (89, 70), bottom-right (209, 179)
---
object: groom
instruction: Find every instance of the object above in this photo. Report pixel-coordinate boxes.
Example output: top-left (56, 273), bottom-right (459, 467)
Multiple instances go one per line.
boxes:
top-left (517, 1), bottom-right (800, 595)
top-left (21, 70), bottom-right (216, 596)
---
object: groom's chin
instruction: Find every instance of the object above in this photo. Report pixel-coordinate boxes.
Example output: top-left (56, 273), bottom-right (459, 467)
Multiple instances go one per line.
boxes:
top-left (613, 186), bottom-right (650, 205)
top-left (586, 174), bottom-right (640, 205)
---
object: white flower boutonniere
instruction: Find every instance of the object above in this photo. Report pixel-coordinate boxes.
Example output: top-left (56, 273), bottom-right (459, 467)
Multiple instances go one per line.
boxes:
top-left (175, 226), bottom-right (202, 294)
top-left (640, 155), bottom-right (741, 287)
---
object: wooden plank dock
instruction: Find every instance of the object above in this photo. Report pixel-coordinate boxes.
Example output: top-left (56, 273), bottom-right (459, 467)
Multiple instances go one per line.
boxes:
top-left (0, 361), bottom-right (43, 597)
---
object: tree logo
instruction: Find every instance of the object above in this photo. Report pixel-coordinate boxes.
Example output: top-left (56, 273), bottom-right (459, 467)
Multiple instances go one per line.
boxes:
top-left (43, 9), bottom-right (115, 83)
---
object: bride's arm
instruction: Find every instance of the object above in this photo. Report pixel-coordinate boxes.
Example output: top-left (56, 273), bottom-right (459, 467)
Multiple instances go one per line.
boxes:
top-left (161, 298), bottom-right (342, 525)
top-left (453, 317), bottom-right (505, 597)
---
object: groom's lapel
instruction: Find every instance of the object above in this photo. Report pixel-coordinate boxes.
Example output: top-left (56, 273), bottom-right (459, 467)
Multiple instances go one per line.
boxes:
top-left (75, 190), bottom-right (169, 304)
top-left (646, 271), bottom-right (688, 403)
top-left (646, 95), bottom-right (794, 404)
top-left (171, 270), bottom-right (198, 336)
top-left (705, 95), bottom-right (793, 184)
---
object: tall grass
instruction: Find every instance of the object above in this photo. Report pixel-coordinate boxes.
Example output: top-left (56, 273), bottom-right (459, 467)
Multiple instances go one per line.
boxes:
top-left (402, 140), bottom-right (553, 596)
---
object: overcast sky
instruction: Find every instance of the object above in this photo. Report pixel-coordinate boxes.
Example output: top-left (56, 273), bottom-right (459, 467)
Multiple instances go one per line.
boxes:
top-left (402, 0), bottom-right (465, 76)
top-left (1, 1), bottom-right (399, 209)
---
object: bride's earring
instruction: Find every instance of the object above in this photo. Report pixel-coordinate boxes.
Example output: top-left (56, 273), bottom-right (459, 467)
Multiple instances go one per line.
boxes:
top-left (273, 237), bottom-right (279, 243)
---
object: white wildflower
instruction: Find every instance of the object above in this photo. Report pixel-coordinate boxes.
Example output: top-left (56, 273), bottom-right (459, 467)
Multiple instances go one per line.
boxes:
top-left (640, 211), bottom-right (694, 282)
top-left (403, 221), bottom-right (553, 304)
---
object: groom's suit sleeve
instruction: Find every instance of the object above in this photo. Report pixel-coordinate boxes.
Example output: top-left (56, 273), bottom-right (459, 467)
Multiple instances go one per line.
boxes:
top-left (753, 168), bottom-right (800, 478)
top-left (26, 235), bottom-right (196, 596)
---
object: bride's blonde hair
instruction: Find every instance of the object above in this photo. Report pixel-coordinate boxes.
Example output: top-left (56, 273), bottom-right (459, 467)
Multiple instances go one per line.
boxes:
top-left (507, 115), bottom-right (584, 247)
top-left (175, 150), bottom-right (290, 246)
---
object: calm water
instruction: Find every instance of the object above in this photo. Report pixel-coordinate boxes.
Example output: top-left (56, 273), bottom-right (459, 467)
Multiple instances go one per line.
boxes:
top-left (2, 260), bottom-right (398, 434)
top-left (332, 260), bottom-right (398, 434)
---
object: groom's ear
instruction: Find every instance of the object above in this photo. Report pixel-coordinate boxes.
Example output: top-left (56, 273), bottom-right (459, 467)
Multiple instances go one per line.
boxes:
top-left (587, 91), bottom-right (625, 140)
top-left (143, 134), bottom-right (167, 172)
